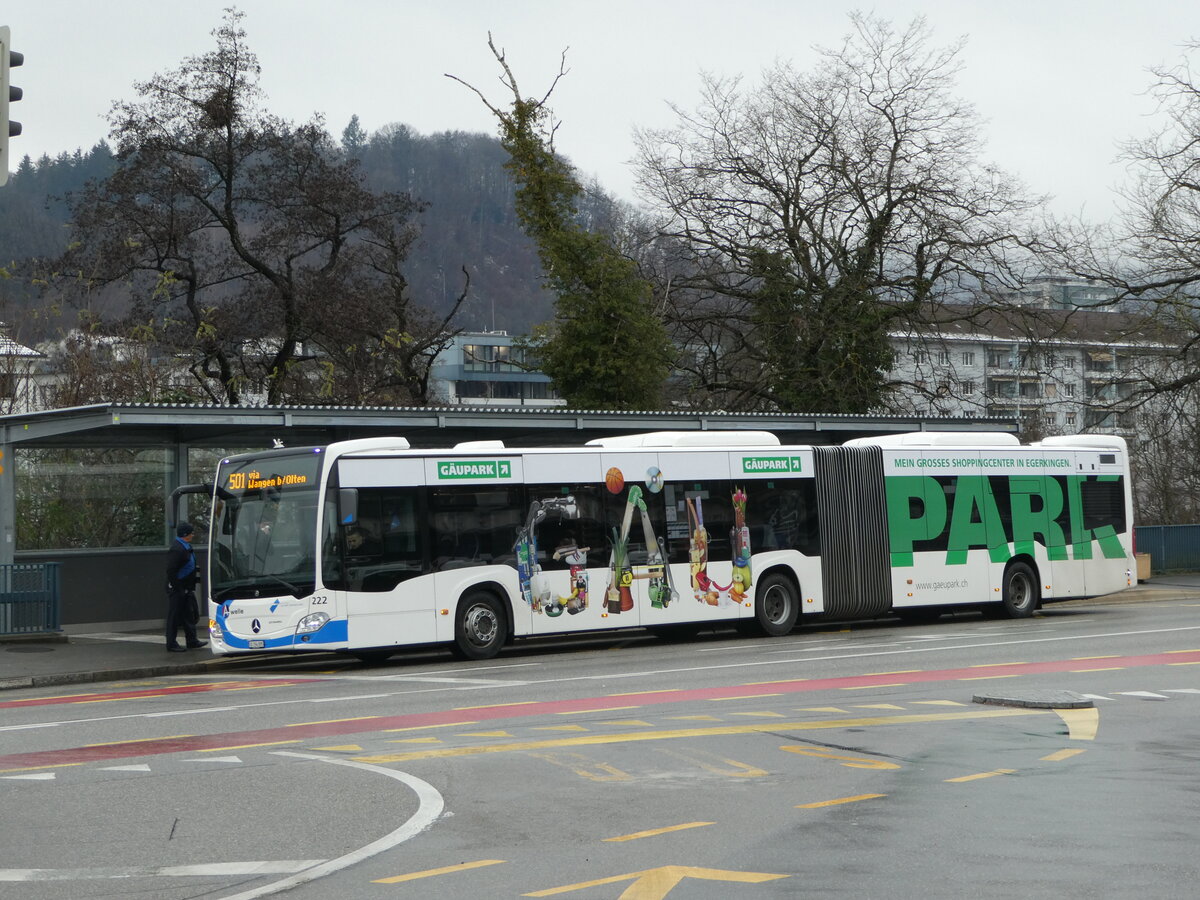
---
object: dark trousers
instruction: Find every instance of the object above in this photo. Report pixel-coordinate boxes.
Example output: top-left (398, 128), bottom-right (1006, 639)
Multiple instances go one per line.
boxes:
top-left (165, 590), bottom-right (199, 648)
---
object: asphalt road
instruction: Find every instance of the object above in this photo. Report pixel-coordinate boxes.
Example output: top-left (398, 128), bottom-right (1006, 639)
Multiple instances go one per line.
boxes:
top-left (3, 595), bottom-right (1200, 899)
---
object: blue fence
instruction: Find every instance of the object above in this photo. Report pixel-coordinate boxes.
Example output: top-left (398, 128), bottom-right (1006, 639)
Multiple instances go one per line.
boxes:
top-left (1135, 526), bottom-right (1200, 574)
top-left (0, 563), bottom-right (62, 635)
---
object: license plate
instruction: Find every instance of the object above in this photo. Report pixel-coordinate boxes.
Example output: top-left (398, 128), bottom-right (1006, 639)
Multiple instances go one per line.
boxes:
top-left (249, 640), bottom-right (264, 649)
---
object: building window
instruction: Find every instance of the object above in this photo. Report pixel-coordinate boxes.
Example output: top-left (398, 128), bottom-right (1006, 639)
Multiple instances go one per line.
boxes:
top-left (912, 350), bottom-right (928, 364)
top-left (1064, 384), bottom-right (1076, 398)
top-left (1044, 412), bottom-right (1057, 428)
top-left (938, 351), bottom-right (951, 365)
top-left (1065, 412), bottom-right (1076, 427)
top-left (987, 350), bottom-right (1008, 368)
top-left (1063, 356), bottom-right (1076, 369)
top-left (961, 351), bottom-right (976, 366)
top-left (960, 380), bottom-right (975, 395)
top-left (0, 372), bottom-right (14, 399)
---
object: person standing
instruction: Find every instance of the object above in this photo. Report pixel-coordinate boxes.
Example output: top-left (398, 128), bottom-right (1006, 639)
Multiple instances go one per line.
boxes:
top-left (166, 522), bottom-right (207, 652)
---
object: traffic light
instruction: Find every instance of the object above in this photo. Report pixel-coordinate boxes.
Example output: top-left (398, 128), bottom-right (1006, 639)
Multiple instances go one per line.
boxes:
top-left (0, 26), bottom-right (22, 188)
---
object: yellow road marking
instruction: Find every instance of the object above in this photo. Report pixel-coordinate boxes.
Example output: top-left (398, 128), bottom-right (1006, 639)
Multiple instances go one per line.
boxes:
top-left (862, 670), bottom-right (922, 676)
top-left (531, 725), bottom-right (589, 732)
top-left (969, 662), bottom-right (1028, 667)
top-left (854, 704), bottom-right (905, 710)
top-left (373, 859), bottom-right (505, 883)
top-left (525, 866), bottom-right (789, 898)
top-left (912, 700), bottom-right (966, 706)
top-left (1071, 655), bottom-right (1120, 660)
top-left (598, 720), bottom-right (653, 727)
top-left (1168, 661), bottom-right (1200, 666)
top-left (665, 715), bottom-right (721, 721)
top-left (310, 744), bottom-right (363, 752)
top-left (945, 769), bottom-right (1016, 782)
top-left (383, 721), bottom-right (477, 732)
top-left (386, 737), bottom-right (443, 744)
top-left (841, 683), bottom-right (906, 689)
top-left (730, 711), bottom-right (786, 717)
top-left (85, 734), bottom-right (193, 747)
top-left (1165, 649), bottom-right (1200, 653)
top-left (796, 793), bottom-right (886, 808)
top-left (796, 707), bottom-right (848, 713)
top-left (527, 751), bottom-right (631, 782)
top-left (1069, 667), bottom-right (1125, 672)
top-left (199, 740), bottom-right (301, 752)
top-left (744, 679), bottom-right (806, 685)
top-left (781, 746), bottom-right (900, 770)
top-left (458, 731), bottom-right (513, 738)
top-left (354, 708), bottom-right (1048, 764)
top-left (1055, 707), bottom-right (1100, 741)
top-left (0, 762), bottom-right (84, 774)
top-left (556, 706), bottom-right (640, 715)
top-left (658, 747), bottom-right (768, 777)
top-left (285, 716), bottom-right (378, 727)
top-left (1042, 748), bottom-right (1087, 762)
top-left (607, 689), bottom-right (678, 697)
top-left (453, 701), bottom-right (538, 711)
top-left (710, 693), bottom-right (782, 701)
top-left (958, 674), bottom-right (1023, 680)
top-left (603, 822), bottom-right (714, 842)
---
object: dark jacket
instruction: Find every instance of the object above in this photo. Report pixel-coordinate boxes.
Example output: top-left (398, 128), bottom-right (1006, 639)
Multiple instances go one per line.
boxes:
top-left (166, 537), bottom-right (198, 593)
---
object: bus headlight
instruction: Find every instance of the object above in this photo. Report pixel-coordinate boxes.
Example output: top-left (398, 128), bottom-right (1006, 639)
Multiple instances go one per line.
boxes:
top-left (296, 612), bottom-right (330, 634)
top-left (209, 619), bottom-right (224, 641)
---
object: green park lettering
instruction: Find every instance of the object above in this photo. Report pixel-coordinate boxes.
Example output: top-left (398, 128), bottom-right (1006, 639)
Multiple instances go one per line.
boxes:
top-left (742, 455), bottom-right (804, 474)
top-left (885, 474), bottom-right (1125, 567)
top-left (436, 459), bottom-right (513, 480)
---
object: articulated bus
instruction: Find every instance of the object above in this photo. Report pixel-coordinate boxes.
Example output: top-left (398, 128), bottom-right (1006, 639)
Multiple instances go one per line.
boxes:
top-left (204, 430), bottom-right (1133, 661)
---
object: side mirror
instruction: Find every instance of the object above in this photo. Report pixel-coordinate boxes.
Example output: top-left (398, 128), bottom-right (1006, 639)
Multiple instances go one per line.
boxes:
top-left (339, 488), bottom-right (359, 526)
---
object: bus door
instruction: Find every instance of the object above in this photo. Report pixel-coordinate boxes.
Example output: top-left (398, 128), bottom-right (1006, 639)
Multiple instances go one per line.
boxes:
top-left (656, 453), bottom-right (745, 624)
top-left (598, 452), bottom-right (668, 628)
top-left (1008, 471), bottom-right (1072, 599)
top-left (1069, 449), bottom-right (1131, 596)
top-left (914, 451), bottom-right (998, 608)
top-left (332, 458), bottom-right (435, 650)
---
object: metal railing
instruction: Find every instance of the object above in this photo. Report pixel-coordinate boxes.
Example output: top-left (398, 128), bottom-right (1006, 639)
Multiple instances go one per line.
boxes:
top-left (1134, 526), bottom-right (1200, 574)
top-left (0, 563), bottom-right (61, 635)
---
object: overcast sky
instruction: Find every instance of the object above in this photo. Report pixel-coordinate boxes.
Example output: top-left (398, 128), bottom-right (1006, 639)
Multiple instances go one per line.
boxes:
top-left (4, 2), bottom-right (1195, 221)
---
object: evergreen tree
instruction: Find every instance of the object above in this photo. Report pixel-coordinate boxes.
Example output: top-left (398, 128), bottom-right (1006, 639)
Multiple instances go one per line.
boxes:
top-left (449, 36), bottom-right (672, 410)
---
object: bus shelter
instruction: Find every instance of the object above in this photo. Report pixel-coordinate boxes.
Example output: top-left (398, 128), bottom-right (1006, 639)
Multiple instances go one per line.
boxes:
top-left (0, 403), bottom-right (1017, 631)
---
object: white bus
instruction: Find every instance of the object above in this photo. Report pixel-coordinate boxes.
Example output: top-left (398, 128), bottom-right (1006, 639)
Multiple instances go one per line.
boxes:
top-left (204, 430), bottom-right (1133, 661)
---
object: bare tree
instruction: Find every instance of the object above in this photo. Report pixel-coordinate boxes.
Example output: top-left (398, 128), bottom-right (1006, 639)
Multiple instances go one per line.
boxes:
top-left (634, 14), bottom-right (1042, 413)
top-left (54, 10), bottom-right (445, 405)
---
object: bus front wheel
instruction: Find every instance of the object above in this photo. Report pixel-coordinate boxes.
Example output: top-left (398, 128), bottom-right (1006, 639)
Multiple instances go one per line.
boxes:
top-left (754, 573), bottom-right (800, 636)
top-left (1001, 561), bottom-right (1039, 618)
top-left (453, 592), bottom-right (508, 660)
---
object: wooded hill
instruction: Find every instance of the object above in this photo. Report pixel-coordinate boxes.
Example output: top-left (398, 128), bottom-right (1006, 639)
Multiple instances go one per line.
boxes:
top-left (0, 123), bottom-right (586, 341)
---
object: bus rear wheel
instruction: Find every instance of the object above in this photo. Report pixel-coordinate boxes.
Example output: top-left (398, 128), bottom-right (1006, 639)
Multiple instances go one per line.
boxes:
top-left (753, 573), bottom-right (799, 636)
top-left (453, 592), bottom-right (507, 660)
top-left (1000, 561), bottom-right (1039, 618)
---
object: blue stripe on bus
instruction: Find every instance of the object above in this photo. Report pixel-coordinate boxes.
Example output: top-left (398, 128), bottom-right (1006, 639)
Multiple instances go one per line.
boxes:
top-left (218, 618), bottom-right (349, 650)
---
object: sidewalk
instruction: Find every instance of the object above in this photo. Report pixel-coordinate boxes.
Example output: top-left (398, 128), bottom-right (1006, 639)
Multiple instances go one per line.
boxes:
top-left (2, 580), bottom-right (1198, 692)
top-left (0, 629), bottom-right (305, 691)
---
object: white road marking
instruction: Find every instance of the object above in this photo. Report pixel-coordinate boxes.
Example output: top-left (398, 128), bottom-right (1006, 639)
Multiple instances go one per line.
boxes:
top-left (1163, 688), bottom-right (1200, 694)
top-left (8, 624), bottom-right (1200, 733)
top-left (183, 755), bottom-right (243, 763)
top-left (99, 764), bottom-right (152, 772)
top-left (1115, 691), bottom-right (1169, 700)
top-left (0, 861), bottom-right (323, 881)
top-left (217, 752), bottom-right (444, 899)
top-left (1080, 694), bottom-right (1114, 701)
top-left (2, 772), bottom-right (55, 780)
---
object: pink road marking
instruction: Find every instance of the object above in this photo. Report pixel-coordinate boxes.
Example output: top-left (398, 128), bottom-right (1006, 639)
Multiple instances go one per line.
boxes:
top-left (2, 649), bottom-right (1196, 771)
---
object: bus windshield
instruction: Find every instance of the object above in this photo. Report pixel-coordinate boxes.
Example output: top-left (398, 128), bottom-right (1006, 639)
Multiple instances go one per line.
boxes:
top-left (211, 450), bottom-right (324, 601)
